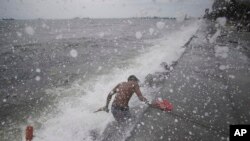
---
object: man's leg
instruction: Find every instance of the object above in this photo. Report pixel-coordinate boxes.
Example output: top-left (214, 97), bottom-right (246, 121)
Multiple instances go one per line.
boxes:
top-left (123, 110), bottom-right (132, 122)
top-left (111, 106), bottom-right (124, 122)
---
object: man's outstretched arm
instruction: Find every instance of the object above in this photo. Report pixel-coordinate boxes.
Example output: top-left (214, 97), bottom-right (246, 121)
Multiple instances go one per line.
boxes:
top-left (103, 84), bottom-right (120, 112)
top-left (105, 91), bottom-right (115, 110)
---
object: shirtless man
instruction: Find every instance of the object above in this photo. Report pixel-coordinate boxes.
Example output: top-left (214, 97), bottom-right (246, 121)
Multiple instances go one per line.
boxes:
top-left (101, 75), bottom-right (149, 122)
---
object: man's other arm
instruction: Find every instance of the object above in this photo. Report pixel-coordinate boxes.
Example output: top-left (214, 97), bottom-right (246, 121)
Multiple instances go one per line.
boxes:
top-left (134, 83), bottom-right (149, 104)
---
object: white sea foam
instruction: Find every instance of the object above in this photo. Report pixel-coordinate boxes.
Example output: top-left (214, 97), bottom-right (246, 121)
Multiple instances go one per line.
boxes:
top-left (33, 20), bottom-right (200, 141)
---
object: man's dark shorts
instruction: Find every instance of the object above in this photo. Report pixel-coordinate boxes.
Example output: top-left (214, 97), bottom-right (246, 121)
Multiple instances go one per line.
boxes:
top-left (111, 105), bottom-right (131, 122)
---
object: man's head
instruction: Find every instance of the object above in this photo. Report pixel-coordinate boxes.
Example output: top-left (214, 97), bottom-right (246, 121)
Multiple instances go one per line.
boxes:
top-left (128, 75), bottom-right (139, 82)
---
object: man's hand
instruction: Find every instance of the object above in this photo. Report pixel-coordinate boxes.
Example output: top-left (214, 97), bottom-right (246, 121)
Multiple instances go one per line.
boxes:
top-left (145, 100), bottom-right (150, 105)
top-left (102, 106), bottom-right (109, 113)
top-left (94, 106), bottom-right (109, 113)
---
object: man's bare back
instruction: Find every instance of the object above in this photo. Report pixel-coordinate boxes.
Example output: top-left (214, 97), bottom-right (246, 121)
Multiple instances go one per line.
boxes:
top-left (102, 75), bottom-right (148, 122)
top-left (112, 81), bottom-right (144, 107)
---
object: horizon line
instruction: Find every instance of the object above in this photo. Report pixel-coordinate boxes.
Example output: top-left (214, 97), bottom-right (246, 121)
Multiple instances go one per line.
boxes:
top-left (0, 16), bottom-right (200, 21)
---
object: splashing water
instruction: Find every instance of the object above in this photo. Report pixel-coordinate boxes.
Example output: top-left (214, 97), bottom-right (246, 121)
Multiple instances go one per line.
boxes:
top-left (31, 20), bottom-right (200, 141)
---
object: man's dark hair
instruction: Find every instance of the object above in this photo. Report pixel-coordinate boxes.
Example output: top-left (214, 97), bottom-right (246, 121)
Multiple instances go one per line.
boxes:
top-left (128, 75), bottom-right (139, 82)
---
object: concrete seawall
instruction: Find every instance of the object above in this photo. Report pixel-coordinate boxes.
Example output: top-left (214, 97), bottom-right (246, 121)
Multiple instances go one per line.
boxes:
top-left (127, 21), bottom-right (250, 141)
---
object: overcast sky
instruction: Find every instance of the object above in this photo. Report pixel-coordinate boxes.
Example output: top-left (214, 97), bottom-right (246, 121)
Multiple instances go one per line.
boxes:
top-left (0, 0), bottom-right (214, 19)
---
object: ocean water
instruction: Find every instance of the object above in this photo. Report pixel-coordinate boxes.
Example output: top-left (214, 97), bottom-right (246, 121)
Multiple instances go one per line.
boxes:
top-left (0, 18), bottom-right (200, 141)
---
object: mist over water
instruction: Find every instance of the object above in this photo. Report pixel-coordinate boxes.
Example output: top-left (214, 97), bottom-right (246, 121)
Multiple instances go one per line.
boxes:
top-left (0, 18), bottom-right (200, 141)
